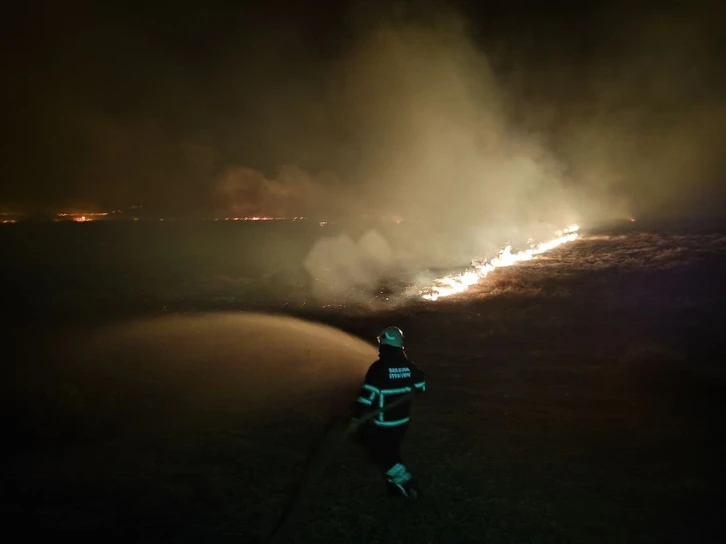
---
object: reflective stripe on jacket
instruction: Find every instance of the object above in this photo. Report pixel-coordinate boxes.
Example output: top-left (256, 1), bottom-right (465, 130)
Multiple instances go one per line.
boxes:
top-left (353, 347), bottom-right (425, 427)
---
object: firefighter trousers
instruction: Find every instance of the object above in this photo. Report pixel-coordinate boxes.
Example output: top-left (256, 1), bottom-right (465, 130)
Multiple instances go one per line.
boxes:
top-left (358, 422), bottom-right (409, 475)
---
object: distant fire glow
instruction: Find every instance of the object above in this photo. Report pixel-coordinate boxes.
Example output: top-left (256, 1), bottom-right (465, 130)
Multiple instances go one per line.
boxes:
top-left (221, 216), bottom-right (305, 222)
top-left (57, 212), bottom-right (108, 222)
top-left (420, 225), bottom-right (580, 301)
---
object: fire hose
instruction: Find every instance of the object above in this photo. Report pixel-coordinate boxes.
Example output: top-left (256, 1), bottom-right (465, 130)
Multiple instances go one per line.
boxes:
top-left (266, 391), bottom-right (418, 543)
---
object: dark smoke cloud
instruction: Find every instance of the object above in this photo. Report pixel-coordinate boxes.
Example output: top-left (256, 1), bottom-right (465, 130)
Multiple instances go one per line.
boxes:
top-left (216, 165), bottom-right (356, 219)
top-left (4, 1), bottom-right (723, 217)
top-left (540, 3), bottom-right (726, 219)
top-left (2, 1), bottom-right (724, 291)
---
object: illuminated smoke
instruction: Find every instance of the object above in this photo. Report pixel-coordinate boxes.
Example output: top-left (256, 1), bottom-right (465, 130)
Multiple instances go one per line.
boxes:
top-left (303, 230), bottom-right (398, 300)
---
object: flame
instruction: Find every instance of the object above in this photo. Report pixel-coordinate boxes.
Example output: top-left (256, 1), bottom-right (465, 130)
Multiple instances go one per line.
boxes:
top-left (420, 224), bottom-right (580, 301)
top-left (221, 216), bottom-right (305, 221)
top-left (56, 212), bottom-right (108, 223)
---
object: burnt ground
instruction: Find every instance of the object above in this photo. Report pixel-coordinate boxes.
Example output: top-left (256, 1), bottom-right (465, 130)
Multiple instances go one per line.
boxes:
top-left (1, 222), bottom-right (726, 543)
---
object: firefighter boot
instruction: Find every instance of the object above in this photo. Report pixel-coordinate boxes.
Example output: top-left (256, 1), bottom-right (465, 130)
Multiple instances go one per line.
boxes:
top-left (385, 463), bottom-right (419, 499)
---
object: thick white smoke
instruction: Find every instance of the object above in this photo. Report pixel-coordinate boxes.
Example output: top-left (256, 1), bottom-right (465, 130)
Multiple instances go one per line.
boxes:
top-left (299, 17), bottom-right (592, 300)
top-left (303, 230), bottom-right (399, 300)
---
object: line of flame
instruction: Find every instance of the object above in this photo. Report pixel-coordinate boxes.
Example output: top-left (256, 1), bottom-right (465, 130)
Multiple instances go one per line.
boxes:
top-left (420, 224), bottom-right (580, 301)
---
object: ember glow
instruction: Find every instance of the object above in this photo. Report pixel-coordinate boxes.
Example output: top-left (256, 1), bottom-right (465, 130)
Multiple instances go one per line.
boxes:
top-left (420, 224), bottom-right (580, 301)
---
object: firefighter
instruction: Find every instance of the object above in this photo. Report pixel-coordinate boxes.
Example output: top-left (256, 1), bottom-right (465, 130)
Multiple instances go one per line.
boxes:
top-left (348, 326), bottom-right (426, 499)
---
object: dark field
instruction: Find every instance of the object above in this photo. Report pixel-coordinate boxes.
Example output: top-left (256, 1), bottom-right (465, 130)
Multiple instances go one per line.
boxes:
top-left (2, 220), bottom-right (726, 543)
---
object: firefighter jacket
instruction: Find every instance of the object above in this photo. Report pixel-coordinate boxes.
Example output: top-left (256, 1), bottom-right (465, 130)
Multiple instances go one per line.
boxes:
top-left (352, 347), bottom-right (425, 427)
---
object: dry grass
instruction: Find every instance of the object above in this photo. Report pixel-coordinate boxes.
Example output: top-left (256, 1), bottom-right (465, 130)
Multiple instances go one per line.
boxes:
top-left (3, 224), bottom-right (726, 542)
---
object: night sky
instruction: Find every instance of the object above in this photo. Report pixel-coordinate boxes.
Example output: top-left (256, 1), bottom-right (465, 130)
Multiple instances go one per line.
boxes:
top-left (2, 0), bottom-right (724, 218)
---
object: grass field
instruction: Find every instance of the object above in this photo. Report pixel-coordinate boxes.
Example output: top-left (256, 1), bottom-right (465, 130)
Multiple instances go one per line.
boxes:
top-left (2, 223), bottom-right (725, 543)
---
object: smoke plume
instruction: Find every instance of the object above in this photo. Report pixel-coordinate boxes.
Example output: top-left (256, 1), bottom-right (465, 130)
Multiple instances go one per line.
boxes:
top-left (3, 1), bottom-right (724, 299)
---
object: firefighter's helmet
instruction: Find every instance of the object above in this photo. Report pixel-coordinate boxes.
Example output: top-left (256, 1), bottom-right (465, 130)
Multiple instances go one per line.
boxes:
top-left (377, 326), bottom-right (404, 349)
